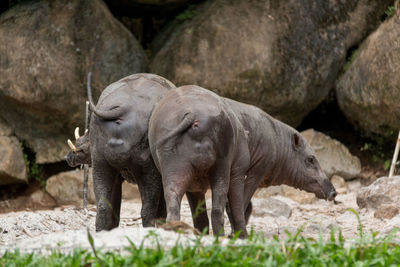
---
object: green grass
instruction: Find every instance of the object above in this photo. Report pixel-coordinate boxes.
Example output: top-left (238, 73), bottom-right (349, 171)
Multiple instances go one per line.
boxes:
top-left (2, 226), bottom-right (400, 267)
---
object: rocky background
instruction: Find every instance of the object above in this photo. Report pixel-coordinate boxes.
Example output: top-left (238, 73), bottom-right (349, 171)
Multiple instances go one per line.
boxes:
top-left (0, 0), bottom-right (399, 226)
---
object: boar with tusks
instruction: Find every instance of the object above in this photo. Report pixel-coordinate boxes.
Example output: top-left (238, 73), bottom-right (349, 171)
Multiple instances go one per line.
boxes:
top-left (66, 73), bottom-right (175, 231)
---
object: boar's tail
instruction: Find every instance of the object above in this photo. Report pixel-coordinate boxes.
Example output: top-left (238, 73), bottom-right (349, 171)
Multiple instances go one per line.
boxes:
top-left (86, 72), bottom-right (125, 120)
top-left (154, 112), bottom-right (196, 148)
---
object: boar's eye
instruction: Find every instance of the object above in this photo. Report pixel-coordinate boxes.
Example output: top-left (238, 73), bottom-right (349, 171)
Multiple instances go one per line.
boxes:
top-left (305, 156), bottom-right (316, 167)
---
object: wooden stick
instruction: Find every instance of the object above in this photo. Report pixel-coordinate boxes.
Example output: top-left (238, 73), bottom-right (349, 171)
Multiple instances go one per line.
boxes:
top-left (83, 75), bottom-right (91, 211)
top-left (389, 129), bottom-right (400, 178)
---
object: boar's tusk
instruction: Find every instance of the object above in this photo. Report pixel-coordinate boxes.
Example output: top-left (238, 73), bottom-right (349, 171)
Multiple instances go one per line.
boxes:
top-left (67, 139), bottom-right (77, 152)
top-left (74, 127), bottom-right (80, 140)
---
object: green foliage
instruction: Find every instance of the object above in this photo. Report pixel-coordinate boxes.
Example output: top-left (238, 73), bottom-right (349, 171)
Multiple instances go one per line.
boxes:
top-left (2, 210), bottom-right (400, 266)
top-left (176, 5), bottom-right (198, 21)
top-left (23, 153), bottom-right (45, 189)
top-left (385, 5), bottom-right (396, 17)
top-left (343, 49), bottom-right (359, 71)
top-left (384, 159), bottom-right (392, 171)
top-left (360, 141), bottom-right (392, 171)
top-left (193, 199), bottom-right (206, 220)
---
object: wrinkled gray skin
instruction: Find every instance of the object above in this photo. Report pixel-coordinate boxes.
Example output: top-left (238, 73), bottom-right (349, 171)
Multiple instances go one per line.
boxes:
top-left (149, 85), bottom-right (337, 238)
top-left (73, 73), bottom-right (174, 231)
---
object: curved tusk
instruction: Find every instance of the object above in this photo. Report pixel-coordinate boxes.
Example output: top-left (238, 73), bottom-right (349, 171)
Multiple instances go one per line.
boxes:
top-left (85, 129), bottom-right (88, 134)
top-left (67, 139), bottom-right (77, 152)
top-left (74, 127), bottom-right (80, 140)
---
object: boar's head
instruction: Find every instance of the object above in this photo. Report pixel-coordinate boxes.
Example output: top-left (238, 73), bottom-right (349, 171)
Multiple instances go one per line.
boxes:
top-left (288, 132), bottom-right (337, 201)
top-left (66, 127), bottom-right (91, 167)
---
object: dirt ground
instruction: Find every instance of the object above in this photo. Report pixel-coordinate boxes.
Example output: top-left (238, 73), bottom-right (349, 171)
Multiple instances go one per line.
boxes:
top-left (1, 182), bottom-right (399, 254)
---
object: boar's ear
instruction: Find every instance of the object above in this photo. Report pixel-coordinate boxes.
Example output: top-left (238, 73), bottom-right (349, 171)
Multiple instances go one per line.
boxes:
top-left (292, 133), bottom-right (302, 151)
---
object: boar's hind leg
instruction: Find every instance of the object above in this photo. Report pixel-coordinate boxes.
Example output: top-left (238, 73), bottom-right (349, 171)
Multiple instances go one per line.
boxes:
top-left (159, 159), bottom-right (193, 223)
top-left (163, 176), bottom-right (187, 223)
top-left (92, 162), bottom-right (121, 231)
top-left (186, 191), bottom-right (209, 233)
top-left (137, 166), bottom-right (164, 227)
top-left (156, 187), bottom-right (167, 220)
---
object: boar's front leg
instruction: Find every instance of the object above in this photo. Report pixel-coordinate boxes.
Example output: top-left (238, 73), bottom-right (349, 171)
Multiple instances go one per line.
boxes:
top-left (111, 174), bottom-right (123, 222)
top-left (228, 168), bottom-right (248, 238)
top-left (92, 160), bottom-right (121, 231)
top-left (137, 165), bottom-right (165, 227)
top-left (209, 161), bottom-right (230, 237)
top-left (243, 165), bottom-right (268, 224)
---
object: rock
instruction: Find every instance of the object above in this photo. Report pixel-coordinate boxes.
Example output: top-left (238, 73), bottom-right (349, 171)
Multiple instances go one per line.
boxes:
top-left (252, 198), bottom-right (292, 219)
top-left (46, 170), bottom-right (96, 206)
top-left (0, 136), bottom-right (27, 185)
top-left (374, 204), bottom-right (399, 220)
top-left (121, 182), bottom-right (140, 200)
top-left (104, 0), bottom-right (196, 17)
top-left (0, 189), bottom-right (56, 212)
top-left (156, 221), bottom-right (201, 235)
top-left (46, 169), bottom-right (141, 206)
top-left (301, 129), bottom-right (361, 180)
top-left (330, 175), bottom-right (348, 194)
top-left (270, 195), bottom-right (300, 209)
top-left (357, 176), bottom-right (400, 209)
top-left (255, 184), bottom-right (316, 204)
top-left (150, 0), bottom-right (391, 127)
top-left (305, 214), bottom-right (338, 233)
top-left (336, 16), bottom-right (400, 137)
top-left (0, 118), bottom-right (12, 136)
top-left (254, 186), bottom-right (283, 198)
top-left (29, 189), bottom-right (57, 209)
top-left (383, 216), bottom-right (400, 235)
top-left (336, 210), bottom-right (359, 226)
top-left (0, 0), bottom-right (147, 164)
top-left (254, 184), bottom-right (315, 204)
top-left (347, 179), bottom-right (362, 192)
top-left (281, 185), bottom-right (316, 204)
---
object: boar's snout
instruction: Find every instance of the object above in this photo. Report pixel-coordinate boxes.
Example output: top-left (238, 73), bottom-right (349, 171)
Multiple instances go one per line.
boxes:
top-left (323, 179), bottom-right (337, 201)
top-left (327, 188), bottom-right (337, 201)
top-left (65, 152), bottom-right (79, 167)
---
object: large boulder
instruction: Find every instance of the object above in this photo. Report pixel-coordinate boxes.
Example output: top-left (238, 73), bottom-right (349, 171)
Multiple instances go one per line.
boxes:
top-left (0, 0), bottom-right (147, 164)
top-left (301, 129), bottom-right (361, 180)
top-left (0, 118), bottom-right (27, 185)
top-left (0, 119), bottom-right (12, 136)
top-left (104, 0), bottom-right (198, 17)
top-left (150, 0), bottom-right (391, 126)
top-left (357, 176), bottom-right (400, 210)
top-left (255, 185), bottom-right (316, 204)
top-left (46, 169), bottom-right (140, 206)
top-left (0, 135), bottom-right (27, 185)
top-left (46, 170), bottom-right (96, 206)
top-left (0, 188), bottom-right (56, 213)
top-left (336, 16), bottom-right (400, 137)
top-left (374, 204), bottom-right (399, 220)
top-left (251, 198), bottom-right (292, 219)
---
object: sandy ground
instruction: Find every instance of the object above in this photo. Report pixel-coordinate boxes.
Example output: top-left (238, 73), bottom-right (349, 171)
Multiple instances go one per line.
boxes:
top-left (1, 189), bottom-right (400, 254)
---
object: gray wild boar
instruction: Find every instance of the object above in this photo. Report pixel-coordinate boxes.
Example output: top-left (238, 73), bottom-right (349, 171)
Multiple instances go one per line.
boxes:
top-left (67, 73), bottom-right (175, 231)
top-left (149, 85), bottom-right (336, 238)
